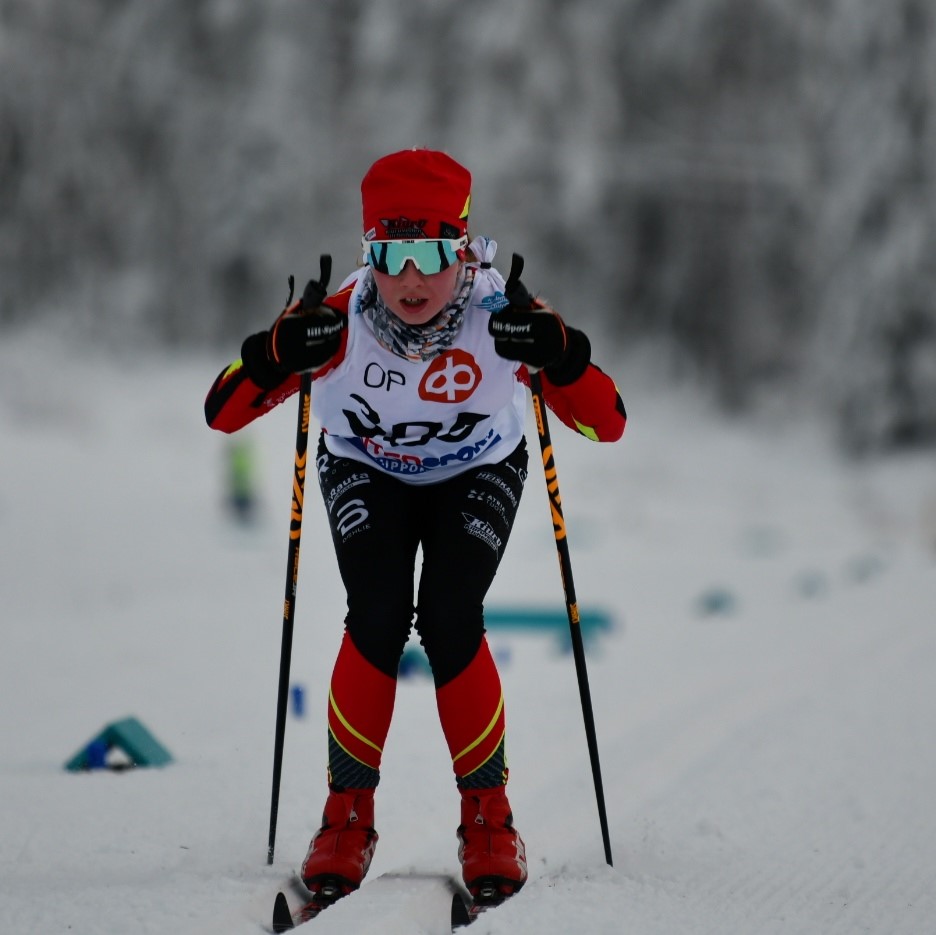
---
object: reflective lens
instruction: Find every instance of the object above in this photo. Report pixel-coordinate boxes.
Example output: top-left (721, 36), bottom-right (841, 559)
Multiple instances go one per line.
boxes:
top-left (362, 237), bottom-right (468, 276)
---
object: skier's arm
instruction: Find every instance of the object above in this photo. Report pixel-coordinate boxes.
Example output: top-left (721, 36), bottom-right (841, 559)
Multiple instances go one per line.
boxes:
top-left (204, 357), bottom-right (302, 433)
top-left (517, 360), bottom-right (626, 442)
top-left (488, 254), bottom-right (626, 442)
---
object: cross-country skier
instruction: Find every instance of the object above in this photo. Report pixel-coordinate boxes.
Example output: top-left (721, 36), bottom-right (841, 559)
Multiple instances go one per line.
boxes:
top-left (205, 148), bottom-right (626, 905)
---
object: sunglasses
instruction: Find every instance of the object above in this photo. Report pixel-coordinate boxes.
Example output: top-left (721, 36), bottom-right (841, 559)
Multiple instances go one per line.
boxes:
top-left (362, 236), bottom-right (468, 276)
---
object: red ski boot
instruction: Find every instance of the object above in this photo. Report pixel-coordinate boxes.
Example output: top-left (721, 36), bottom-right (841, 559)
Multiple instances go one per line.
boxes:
top-left (300, 788), bottom-right (378, 897)
top-left (457, 787), bottom-right (527, 901)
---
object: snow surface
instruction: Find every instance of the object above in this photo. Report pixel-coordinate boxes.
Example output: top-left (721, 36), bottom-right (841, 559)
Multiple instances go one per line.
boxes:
top-left (2, 333), bottom-right (935, 934)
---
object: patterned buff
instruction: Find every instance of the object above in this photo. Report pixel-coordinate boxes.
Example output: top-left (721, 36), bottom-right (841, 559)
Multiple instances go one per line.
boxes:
top-left (358, 264), bottom-right (476, 362)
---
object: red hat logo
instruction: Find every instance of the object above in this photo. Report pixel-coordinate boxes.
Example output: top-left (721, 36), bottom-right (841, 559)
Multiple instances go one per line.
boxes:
top-left (380, 216), bottom-right (428, 239)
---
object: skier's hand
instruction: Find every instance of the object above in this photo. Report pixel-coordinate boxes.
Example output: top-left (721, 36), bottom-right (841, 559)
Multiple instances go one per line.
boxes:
top-left (488, 254), bottom-right (567, 369)
top-left (267, 257), bottom-right (343, 374)
top-left (488, 253), bottom-right (591, 384)
top-left (488, 305), bottom-right (569, 370)
top-left (241, 256), bottom-right (344, 387)
top-left (267, 303), bottom-right (346, 374)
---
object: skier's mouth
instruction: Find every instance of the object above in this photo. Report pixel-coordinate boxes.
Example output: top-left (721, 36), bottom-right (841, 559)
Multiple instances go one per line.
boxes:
top-left (400, 298), bottom-right (428, 310)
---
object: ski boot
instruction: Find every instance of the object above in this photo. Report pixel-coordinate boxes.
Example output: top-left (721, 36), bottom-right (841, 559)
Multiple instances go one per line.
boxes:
top-left (457, 786), bottom-right (527, 905)
top-left (300, 787), bottom-right (378, 899)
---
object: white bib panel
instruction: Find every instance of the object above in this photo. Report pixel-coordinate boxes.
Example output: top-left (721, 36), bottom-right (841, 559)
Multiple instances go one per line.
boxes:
top-left (312, 266), bottom-right (526, 485)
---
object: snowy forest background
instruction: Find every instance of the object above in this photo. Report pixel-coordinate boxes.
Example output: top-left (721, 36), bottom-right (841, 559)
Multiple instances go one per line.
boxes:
top-left (3, 0), bottom-right (936, 453)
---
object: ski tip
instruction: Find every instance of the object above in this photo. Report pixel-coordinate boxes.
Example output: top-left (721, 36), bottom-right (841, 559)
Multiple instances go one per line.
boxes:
top-left (272, 891), bottom-right (294, 932)
top-left (451, 891), bottom-right (473, 929)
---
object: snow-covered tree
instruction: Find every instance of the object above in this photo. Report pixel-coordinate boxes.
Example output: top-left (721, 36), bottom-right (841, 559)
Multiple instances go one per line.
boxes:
top-left (2, 0), bottom-right (933, 449)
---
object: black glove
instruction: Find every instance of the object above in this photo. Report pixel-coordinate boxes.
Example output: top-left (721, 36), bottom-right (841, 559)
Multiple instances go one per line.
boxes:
top-left (267, 303), bottom-right (345, 373)
top-left (488, 253), bottom-right (591, 385)
top-left (241, 256), bottom-right (344, 388)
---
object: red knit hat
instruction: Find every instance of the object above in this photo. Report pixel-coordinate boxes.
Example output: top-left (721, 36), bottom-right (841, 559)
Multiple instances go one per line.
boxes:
top-left (361, 149), bottom-right (471, 241)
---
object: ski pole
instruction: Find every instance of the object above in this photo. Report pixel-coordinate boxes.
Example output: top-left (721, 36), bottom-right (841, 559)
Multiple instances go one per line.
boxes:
top-left (506, 254), bottom-right (614, 868)
top-left (267, 256), bottom-right (331, 866)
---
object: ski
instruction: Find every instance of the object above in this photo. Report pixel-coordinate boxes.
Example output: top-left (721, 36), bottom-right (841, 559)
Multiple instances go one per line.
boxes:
top-left (272, 871), bottom-right (468, 932)
top-left (451, 878), bottom-right (519, 929)
top-left (272, 891), bottom-right (294, 931)
top-left (271, 876), bottom-right (347, 931)
top-left (451, 891), bottom-right (474, 929)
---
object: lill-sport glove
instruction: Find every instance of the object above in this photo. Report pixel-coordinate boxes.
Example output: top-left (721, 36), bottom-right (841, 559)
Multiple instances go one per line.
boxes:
top-left (268, 256), bottom-right (344, 373)
top-left (241, 256), bottom-right (345, 388)
top-left (488, 253), bottom-right (591, 385)
top-left (267, 303), bottom-right (346, 374)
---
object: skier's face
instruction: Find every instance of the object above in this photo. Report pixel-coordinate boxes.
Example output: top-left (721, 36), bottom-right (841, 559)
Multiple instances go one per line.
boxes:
top-left (372, 260), bottom-right (461, 325)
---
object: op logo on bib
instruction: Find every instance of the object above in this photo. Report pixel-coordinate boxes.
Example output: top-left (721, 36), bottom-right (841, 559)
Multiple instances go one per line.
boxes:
top-left (418, 349), bottom-right (482, 403)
